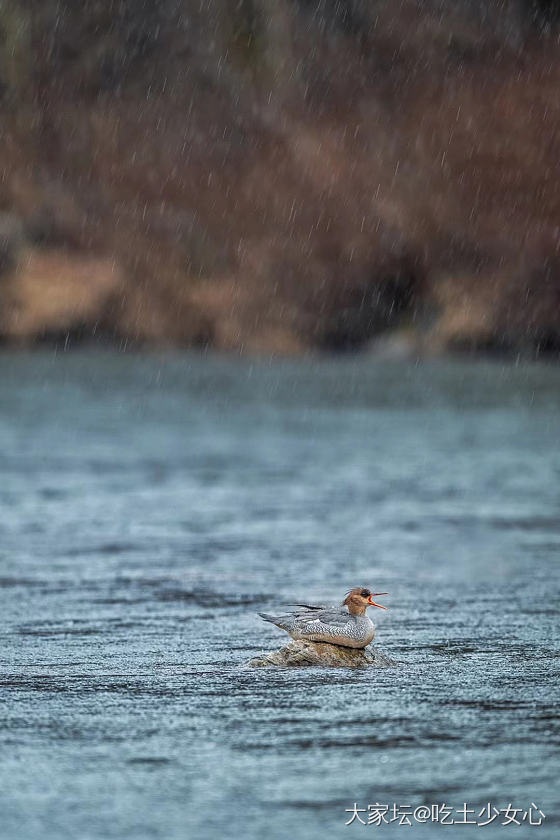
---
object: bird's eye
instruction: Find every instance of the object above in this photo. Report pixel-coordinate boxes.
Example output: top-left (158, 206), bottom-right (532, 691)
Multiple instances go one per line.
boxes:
top-left (360, 590), bottom-right (370, 598)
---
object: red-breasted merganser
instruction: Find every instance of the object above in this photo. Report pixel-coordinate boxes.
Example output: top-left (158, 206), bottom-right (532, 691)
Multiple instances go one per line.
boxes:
top-left (259, 587), bottom-right (388, 649)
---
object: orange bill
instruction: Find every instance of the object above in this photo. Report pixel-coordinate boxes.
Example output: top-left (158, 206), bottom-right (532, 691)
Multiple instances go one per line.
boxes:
top-left (368, 593), bottom-right (389, 609)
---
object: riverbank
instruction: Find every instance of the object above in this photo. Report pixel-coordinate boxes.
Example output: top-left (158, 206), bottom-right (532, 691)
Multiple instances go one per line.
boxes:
top-left (1, 2), bottom-right (559, 358)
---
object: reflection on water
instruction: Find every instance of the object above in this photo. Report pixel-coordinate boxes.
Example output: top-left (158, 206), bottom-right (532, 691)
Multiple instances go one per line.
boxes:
top-left (0, 352), bottom-right (559, 839)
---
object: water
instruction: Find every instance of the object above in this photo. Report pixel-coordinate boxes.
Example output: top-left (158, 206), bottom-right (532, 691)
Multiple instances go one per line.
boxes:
top-left (0, 352), bottom-right (559, 840)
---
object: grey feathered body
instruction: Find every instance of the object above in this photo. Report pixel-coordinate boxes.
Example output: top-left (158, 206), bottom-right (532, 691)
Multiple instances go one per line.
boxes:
top-left (259, 603), bottom-right (375, 649)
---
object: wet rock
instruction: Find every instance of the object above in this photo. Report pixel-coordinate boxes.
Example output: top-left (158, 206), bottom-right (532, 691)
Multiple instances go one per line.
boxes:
top-left (246, 639), bottom-right (397, 669)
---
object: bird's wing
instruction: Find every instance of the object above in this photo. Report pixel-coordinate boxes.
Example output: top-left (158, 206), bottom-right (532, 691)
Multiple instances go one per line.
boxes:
top-left (293, 607), bottom-right (353, 633)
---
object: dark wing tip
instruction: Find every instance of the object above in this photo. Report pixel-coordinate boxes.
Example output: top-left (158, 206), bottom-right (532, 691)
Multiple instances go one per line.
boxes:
top-left (286, 603), bottom-right (323, 610)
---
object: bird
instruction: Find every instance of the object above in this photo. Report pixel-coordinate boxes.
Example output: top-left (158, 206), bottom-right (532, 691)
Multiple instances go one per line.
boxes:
top-left (258, 586), bottom-right (389, 649)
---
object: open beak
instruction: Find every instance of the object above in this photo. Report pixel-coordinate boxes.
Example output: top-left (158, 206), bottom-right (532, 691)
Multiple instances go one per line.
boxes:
top-left (368, 592), bottom-right (389, 610)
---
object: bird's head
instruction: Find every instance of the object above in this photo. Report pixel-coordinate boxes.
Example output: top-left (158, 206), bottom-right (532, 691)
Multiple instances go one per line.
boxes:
top-left (343, 587), bottom-right (389, 615)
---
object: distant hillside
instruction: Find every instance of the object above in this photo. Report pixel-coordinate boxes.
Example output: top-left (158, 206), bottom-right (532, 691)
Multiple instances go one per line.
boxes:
top-left (1, 1), bottom-right (559, 357)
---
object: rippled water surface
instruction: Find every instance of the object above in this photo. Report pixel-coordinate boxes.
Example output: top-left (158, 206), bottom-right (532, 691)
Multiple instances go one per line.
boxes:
top-left (1, 352), bottom-right (559, 839)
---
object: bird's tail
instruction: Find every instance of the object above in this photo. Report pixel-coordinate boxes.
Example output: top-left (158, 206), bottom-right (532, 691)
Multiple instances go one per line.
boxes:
top-left (258, 612), bottom-right (278, 624)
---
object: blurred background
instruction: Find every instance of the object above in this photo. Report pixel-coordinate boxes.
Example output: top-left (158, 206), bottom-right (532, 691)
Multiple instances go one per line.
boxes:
top-left (0, 0), bottom-right (560, 358)
top-left (1, 4), bottom-right (560, 840)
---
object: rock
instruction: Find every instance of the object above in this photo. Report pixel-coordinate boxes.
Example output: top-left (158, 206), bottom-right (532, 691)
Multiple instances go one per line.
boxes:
top-left (245, 639), bottom-right (397, 669)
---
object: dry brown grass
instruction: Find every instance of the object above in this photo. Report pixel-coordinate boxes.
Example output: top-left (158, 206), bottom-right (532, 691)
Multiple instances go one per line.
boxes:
top-left (0, 1), bottom-right (559, 355)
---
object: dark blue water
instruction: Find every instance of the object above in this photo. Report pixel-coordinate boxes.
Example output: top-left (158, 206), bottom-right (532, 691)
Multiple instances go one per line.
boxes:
top-left (0, 352), bottom-right (559, 839)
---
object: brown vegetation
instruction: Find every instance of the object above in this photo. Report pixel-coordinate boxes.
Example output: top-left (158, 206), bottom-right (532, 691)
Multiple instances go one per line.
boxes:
top-left (0, 1), bottom-right (559, 356)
